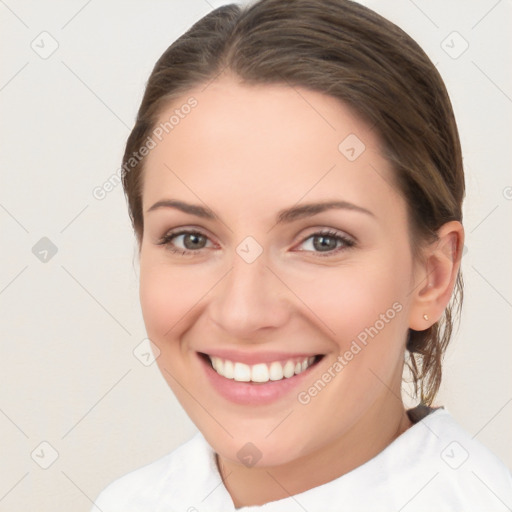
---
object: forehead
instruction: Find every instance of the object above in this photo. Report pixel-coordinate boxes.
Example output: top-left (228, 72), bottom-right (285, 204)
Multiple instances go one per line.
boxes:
top-left (141, 76), bottom-right (403, 219)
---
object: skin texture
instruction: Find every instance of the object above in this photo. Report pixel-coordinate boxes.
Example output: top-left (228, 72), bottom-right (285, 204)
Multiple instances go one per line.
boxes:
top-left (138, 74), bottom-right (463, 507)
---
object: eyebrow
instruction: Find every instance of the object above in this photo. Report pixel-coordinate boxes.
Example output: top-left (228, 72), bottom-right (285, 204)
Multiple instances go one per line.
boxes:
top-left (146, 199), bottom-right (374, 224)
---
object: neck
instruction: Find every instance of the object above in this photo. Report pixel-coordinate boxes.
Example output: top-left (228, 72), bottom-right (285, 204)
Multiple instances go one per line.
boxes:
top-left (217, 401), bottom-right (413, 508)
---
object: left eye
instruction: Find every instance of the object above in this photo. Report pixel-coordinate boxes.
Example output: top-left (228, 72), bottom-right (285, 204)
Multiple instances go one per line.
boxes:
top-left (296, 230), bottom-right (355, 255)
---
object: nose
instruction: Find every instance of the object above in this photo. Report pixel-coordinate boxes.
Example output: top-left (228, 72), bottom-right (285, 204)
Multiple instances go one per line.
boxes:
top-left (207, 251), bottom-right (292, 341)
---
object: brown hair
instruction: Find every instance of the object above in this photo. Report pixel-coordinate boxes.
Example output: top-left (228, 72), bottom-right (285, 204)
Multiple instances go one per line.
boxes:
top-left (122, 0), bottom-right (465, 406)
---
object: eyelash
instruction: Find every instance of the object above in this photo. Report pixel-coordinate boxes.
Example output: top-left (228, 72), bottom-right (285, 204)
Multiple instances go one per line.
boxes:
top-left (156, 228), bottom-right (356, 258)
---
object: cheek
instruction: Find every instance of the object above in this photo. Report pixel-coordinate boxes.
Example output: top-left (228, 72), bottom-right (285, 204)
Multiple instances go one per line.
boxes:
top-left (139, 259), bottom-right (199, 344)
top-left (292, 266), bottom-right (411, 425)
top-left (295, 252), bottom-right (413, 402)
top-left (139, 265), bottom-right (172, 340)
top-left (299, 262), bottom-right (410, 341)
top-left (138, 254), bottom-right (226, 358)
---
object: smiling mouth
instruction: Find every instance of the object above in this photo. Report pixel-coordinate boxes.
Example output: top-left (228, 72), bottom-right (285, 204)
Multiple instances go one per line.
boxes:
top-left (199, 353), bottom-right (324, 383)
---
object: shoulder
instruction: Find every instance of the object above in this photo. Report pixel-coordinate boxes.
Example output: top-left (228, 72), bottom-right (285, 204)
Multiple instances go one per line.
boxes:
top-left (91, 432), bottom-right (212, 512)
top-left (312, 407), bottom-right (512, 511)
top-left (396, 407), bottom-right (512, 510)
top-left (417, 407), bottom-right (510, 473)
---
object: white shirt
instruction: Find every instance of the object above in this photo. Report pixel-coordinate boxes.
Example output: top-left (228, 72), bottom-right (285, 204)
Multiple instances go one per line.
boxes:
top-left (92, 407), bottom-right (512, 511)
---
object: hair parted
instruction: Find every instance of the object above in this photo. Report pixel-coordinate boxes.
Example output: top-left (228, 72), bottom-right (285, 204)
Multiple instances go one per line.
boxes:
top-left (122, 0), bottom-right (465, 406)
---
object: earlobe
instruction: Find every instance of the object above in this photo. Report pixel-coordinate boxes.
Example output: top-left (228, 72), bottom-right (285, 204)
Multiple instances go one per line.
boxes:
top-left (409, 221), bottom-right (464, 331)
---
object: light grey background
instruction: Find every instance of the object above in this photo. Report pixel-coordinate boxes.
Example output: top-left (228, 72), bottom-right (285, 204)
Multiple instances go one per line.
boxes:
top-left (0, 1), bottom-right (510, 510)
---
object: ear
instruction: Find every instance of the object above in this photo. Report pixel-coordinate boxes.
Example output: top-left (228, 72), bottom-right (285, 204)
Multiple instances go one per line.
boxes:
top-left (408, 221), bottom-right (464, 331)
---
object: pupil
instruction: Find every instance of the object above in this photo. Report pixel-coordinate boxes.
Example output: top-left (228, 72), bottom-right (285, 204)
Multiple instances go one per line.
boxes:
top-left (184, 233), bottom-right (205, 249)
top-left (314, 235), bottom-right (337, 252)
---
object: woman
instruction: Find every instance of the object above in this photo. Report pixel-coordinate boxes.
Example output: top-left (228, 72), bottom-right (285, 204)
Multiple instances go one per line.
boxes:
top-left (93, 0), bottom-right (512, 509)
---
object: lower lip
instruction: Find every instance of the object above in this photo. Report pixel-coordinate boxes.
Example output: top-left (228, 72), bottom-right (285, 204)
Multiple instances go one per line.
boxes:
top-left (198, 353), bottom-right (321, 405)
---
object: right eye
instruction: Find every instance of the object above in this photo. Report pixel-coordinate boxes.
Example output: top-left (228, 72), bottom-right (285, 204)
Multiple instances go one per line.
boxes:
top-left (157, 229), bottom-right (214, 256)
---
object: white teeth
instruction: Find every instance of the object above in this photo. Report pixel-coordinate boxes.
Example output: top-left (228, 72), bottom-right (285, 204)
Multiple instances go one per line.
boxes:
top-left (233, 362), bottom-right (251, 382)
top-left (207, 355), bottom-right (318, 382)
top-left (223, 360), bottom-right (234, 379)
top-left (251, 363), bottom-right (269, 383)
top-left (283, 361), bottom-right (295, 378)
top-left (269, 361), bottom-right (283, 381)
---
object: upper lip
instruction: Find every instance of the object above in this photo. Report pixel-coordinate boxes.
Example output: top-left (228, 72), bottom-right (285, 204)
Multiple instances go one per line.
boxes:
top-left (197, 349), bottom-right (323, 365)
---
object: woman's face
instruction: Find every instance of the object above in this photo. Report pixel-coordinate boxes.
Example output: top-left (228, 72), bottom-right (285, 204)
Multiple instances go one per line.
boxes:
top-left (139, 75), bottom-right (421, 467)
